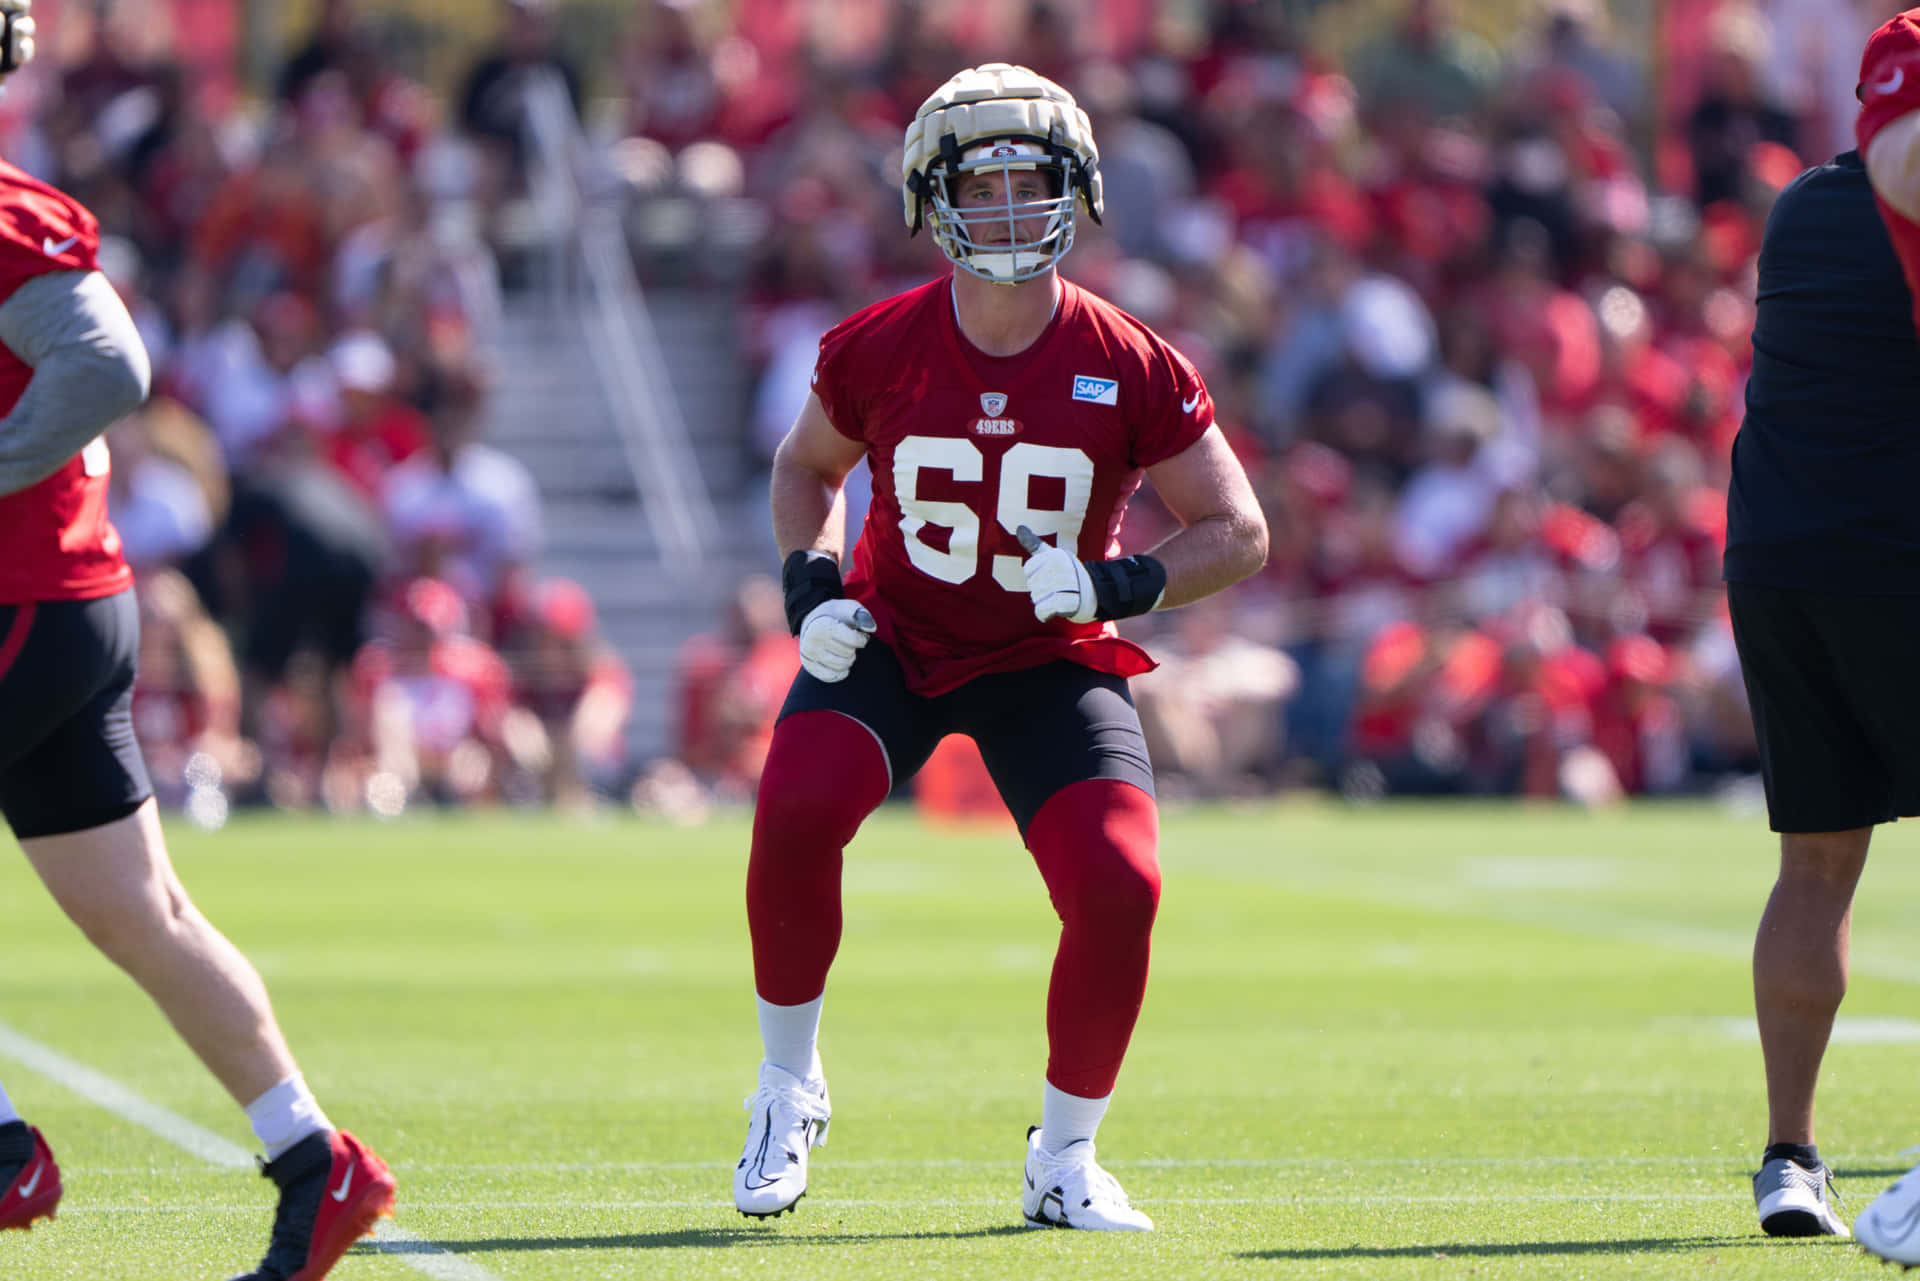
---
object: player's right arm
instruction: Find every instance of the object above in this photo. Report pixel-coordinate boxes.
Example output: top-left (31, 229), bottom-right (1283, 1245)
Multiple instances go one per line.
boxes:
top-left (770, 391), bottom-right (867, 563)
top-left (769, 391), bottom-right (875, 682)
top-left (1866, 109), bottom-right (1920, 221)
top-left (0, 270), bottom-right (150, 496)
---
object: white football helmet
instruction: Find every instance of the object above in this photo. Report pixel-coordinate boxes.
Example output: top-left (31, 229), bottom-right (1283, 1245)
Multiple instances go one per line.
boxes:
top-left (902, 62), bottom-right (1102, 284)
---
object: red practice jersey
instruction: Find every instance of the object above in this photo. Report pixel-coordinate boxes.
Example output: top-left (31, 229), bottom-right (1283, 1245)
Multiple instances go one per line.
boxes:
top-left (0, 158), bottom-right (126, 604)
top-left (813, 275), bottom-right (1212, 695)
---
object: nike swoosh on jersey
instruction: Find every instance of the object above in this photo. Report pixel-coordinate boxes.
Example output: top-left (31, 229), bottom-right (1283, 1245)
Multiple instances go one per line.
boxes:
top-left (41, 235), bottom-right (78, 257)
top-left (17, 1166), bottom-right (42, 1198)
top-left (1182, 393), bottom-right (1201, 413)
top-left (331, 1167), bottom-right (354, 1202)
top-left (1874, 67), bottom-right (1906, 97)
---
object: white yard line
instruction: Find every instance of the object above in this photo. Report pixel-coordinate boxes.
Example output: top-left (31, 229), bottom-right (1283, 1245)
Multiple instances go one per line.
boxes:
top-left (0, 1020), bottom-right (502, 1281)
top-left (43, 1191), bottom-right (1744, 1213)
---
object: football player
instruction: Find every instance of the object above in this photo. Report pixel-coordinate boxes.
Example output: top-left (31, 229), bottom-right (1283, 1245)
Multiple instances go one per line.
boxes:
top-left (1726, 5), bottom-right (1920, 1255)
top-left (0, 6), bottom-right (394, 1275)
top-left (731, 63), bottom-right (1268, 1230)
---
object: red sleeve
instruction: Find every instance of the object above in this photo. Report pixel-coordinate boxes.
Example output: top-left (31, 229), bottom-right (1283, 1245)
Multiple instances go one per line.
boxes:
top-left (810, 314), bottom-right (868, 443)
top-left (1131, 342), bottom-right (1213, 469)
top-left (0, 170), bottom-right (99, 307)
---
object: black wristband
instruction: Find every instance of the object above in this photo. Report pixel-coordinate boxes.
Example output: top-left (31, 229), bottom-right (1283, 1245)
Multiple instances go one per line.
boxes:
top-left (1086, 554), bottom-right (1167, 621)
top-left (781, 550), bottom-right (843, 635)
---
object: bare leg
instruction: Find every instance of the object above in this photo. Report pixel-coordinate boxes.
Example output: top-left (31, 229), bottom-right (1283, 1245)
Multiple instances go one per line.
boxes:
top-left (20, 799), bottom-right (297, 1105)
top-left (1754, 827), bottom-right (1871, 1146)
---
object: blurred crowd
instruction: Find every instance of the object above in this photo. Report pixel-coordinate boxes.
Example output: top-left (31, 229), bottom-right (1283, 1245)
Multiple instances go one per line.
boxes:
top-left (11, 0), bottom-right (1890, 817)
top-left (663, 0), bottom-right (1892, 809)
top-left (8, 0), bottom-right (638, 819)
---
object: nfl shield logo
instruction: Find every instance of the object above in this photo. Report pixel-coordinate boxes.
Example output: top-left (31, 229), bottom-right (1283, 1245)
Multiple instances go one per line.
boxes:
top-left (980, 392), bottom-right (1008, 417)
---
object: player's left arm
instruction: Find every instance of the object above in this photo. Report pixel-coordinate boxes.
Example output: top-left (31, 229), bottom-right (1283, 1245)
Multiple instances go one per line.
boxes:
top-left (1018, 424), bottom-right (1267, 624)
top-left (1140, 424), bottom-right (1269, 609)
top-left (0, 270), bottom-right (151, 496)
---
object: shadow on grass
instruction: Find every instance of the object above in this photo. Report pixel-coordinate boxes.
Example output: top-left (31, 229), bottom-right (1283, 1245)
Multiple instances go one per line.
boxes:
top-left (355, 1224), bottom-right (1032, 1255)
top-left (1242, 1236), bottom-right (1789, 1261)
top-left (1839, 1167), bottom-right (1909, 1181)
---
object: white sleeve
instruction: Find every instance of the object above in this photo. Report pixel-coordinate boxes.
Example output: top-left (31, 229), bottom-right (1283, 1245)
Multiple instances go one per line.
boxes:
top-left (1865, 109), bottom-right (1920, 224)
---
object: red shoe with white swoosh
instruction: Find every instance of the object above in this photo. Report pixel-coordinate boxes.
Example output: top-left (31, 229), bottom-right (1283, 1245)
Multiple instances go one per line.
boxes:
top-left (230, 1129), bottom-right (396, 1281)
top-left (0, 1123), bottom-right (60, 1231)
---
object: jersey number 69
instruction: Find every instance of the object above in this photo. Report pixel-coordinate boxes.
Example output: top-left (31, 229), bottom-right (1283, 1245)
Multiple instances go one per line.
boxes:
top-left (893, 436), bottom-right (1094, 590)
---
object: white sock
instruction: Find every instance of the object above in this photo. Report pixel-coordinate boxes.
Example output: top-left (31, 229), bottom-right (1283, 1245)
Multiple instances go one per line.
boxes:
top-left (1038, 1082), bottom-right (1110, 1156)
top-left (0, 1077), bottom-right (17, 1127)
top-left (756, 994), bottom-right (824, 1084)
top-left (244, 1075), bottom-right (332, 1161)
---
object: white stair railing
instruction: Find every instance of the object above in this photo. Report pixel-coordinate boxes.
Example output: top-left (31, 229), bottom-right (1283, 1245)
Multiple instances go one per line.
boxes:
top-left (520, 66), bottom-right (722, 576)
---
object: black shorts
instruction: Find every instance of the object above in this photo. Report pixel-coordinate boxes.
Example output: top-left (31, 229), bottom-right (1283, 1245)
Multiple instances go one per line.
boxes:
top-left (0, 590), bottom-right (152, 839)
top-left (1727, 580), bottom-right (1920, 833)
top-left (779, 640), bottom-right (1154, 837)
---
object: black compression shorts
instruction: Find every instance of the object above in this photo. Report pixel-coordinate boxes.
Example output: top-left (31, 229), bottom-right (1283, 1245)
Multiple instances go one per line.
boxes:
top-left (778, 639), bottom-right (1154, 837)
top-left (0, 590), bottom-right (153, 838)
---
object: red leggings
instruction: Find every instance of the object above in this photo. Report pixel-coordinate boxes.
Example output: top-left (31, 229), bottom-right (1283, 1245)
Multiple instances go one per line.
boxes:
top-left (748, 710), bottom-right (1161, 1097)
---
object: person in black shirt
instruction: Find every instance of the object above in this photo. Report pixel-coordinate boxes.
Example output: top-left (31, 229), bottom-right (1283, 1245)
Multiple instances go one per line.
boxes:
top-left (1725, 10), bottom-right (1920, 1248)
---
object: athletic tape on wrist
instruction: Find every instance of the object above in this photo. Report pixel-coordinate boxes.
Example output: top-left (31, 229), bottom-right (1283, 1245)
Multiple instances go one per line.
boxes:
top-left (1087, 554), bottom-right (1167, 621)
top-left (781, 550), bottom-right (844, 636)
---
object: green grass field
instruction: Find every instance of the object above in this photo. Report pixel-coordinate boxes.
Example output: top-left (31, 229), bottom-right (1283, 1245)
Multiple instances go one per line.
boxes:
top-left (4, 799), bottom-right (1920, 1279)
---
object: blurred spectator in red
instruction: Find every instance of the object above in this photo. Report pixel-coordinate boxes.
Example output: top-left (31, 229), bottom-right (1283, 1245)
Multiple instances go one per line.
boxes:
top-left (349, 576), bottom-right (516, 807)
top-left (674, 573), bottom-right (799, 796)
top-left (1468, 604), bottom-right (1606, 796)
top-left (500, 577), bottom-right (634, 809)
top-left (1589, 633), bottom-right (1689, 795)
top-left (623, 0), bottom-right (726, 153)
top-left (316, 329), bottom-right (428, 502)
top-left (1348, 619), bottom-right (1501, 795)
top-left (1346, 0), bottom-right (1501, 124)
top-left (1613, 439), bottom-right (1724, 643)
top-left (381, 360), bottom-right (541, 628)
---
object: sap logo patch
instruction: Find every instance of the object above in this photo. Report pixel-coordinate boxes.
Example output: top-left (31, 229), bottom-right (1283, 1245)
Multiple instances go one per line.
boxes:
top-left (1072, 375), bottom-right (1119, 406)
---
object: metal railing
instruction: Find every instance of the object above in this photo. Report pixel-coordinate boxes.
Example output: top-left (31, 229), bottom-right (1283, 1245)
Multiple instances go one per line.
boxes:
top-left (520, 66), bottom-right (722, 578)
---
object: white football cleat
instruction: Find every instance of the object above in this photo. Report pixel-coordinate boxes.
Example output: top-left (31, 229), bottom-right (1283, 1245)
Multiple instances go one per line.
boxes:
top-left (734, 1061), bottom-right (830, 1218)
top-left (1753, 1155), bottom-right (1848, 1238)
top-left (1021, 1126), bottom-right (1153, 1231)
top-left (1856, 1160), bottom-right (1920, 1264)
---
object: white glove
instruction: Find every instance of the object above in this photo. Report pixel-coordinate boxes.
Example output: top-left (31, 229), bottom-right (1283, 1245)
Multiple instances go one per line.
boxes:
top-left (797, 599), bottom-right (876, 683)
top-left (0, 1), bottom-right (34, 77)
top-left (1016, 525), bottom-right (1099, 624)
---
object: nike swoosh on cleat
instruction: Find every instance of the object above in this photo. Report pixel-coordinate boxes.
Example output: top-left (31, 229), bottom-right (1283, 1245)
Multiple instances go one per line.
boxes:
top-left (16, 1167), bottom-right (41, 1198)
top-left (331, 1168), bottom-right (354, 1202)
